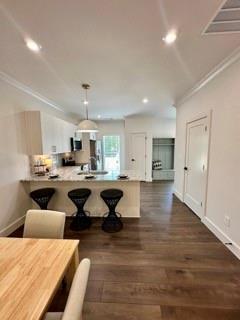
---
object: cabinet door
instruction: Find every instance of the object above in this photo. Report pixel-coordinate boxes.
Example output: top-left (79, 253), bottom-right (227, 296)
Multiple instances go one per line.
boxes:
top-left (61, 121), bottom-right (69, 153)
top-left (24, 111), bottom-right (43, 155)
top-left (41, 113), bottom-right (54, 154)
top-left (41, 114), bottom-right (63, 154)
top-left (54, 118), bottom-right (63, 154)
top-left (61, 122), bottom-right (76, 153)
top-left (65, 122), bottom-right (73, 153)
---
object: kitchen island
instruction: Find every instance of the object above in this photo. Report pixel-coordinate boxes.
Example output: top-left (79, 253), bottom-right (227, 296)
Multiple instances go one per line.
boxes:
top-left (21, 167), bottom-right (141, 218)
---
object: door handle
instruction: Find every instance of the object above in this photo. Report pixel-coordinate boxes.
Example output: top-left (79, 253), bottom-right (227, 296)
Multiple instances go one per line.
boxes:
top-left (184, 166), bottom-right (188, 171)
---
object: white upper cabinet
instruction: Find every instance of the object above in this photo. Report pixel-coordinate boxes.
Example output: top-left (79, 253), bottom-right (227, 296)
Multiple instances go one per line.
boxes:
top-left (24, 111), bottom-right (76, 155)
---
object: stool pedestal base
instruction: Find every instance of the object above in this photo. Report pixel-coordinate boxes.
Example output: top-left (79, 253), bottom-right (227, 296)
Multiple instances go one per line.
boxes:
top-left (70, 212), bottom-right (91, 231)
top-left (102, 212), bottom-right (123, 233)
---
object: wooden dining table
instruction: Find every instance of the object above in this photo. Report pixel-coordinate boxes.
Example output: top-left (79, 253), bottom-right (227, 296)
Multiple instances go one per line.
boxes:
top-left (0, 237), bottom-right (79, 320)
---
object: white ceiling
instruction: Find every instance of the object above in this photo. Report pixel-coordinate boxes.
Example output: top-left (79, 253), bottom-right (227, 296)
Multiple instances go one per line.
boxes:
top-left (1, 0), bottom-right (240, 120)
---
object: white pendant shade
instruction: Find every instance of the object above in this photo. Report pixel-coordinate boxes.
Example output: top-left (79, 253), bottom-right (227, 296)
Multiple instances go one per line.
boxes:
top-left (77, 119), bottom-right (98, 132)
top-left (77, 83), bottom-right (98, 132)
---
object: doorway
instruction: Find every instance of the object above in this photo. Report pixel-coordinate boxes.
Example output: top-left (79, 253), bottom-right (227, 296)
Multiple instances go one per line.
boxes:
top-left (183, 116), bottom-right (210, 218)
top-left (130, 133), bottom-right (147, 181)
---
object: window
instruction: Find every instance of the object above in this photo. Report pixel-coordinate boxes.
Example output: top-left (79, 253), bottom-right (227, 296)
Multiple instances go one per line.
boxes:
top-left (103, 135), bottom-right (120, 171)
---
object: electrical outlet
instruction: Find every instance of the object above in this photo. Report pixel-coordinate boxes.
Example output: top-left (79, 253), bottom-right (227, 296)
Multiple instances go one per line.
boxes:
top-left (224, 215), bottom-right (231, 227)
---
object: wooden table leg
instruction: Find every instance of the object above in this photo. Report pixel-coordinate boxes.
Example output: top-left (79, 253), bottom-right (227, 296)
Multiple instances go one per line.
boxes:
top-left (66, 248), bottom-right (79, 290)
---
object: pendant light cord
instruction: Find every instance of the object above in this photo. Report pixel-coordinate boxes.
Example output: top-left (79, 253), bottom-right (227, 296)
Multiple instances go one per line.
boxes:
top-left (86, 88), bottom-right (88, 119)
top-left (86, 105), bottom-right (88, 119)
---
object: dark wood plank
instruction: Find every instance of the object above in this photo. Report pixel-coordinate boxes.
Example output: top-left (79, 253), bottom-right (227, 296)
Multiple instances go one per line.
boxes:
top-left (79, 249), bottom-right (240, 270)
top-left (102, 281), bottom-right (240, 309)
top-left (85, 280), bottom-right (104, 302)
top-left (84, 302), bottom-right (162, 320)
top-left (161, 306), bottom-right (240, 320)
top-left (89, 264), bottom-right (167, 283)
top-left (166, 268), bottom-right (240, 286)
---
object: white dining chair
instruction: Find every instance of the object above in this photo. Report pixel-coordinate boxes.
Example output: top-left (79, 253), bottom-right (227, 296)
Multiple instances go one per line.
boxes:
top-left (23, 209), bottom-right (66, 239)
top-left (44, 258), bottom-right (91, 320)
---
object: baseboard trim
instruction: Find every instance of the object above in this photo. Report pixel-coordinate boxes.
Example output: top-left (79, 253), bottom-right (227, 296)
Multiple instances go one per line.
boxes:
top-left (202, 216), bottom-right (240, 260)
top-left (0, 215), bottom-right (26, 237)
top-left (173, 189), bottom-right (183, 202)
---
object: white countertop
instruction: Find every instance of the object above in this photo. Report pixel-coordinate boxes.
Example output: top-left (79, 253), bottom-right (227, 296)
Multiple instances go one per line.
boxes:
top-left (21, 167), bottom-right (141, 182)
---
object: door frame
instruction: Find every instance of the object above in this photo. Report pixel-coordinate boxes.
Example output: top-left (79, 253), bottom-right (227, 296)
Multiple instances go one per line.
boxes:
top-left (183, 111), bottom-right (212, 218)
top-left (130, 132), bottom-right (147, 181)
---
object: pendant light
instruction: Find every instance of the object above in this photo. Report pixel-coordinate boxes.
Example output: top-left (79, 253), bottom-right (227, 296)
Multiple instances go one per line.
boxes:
top-left (77, 84), bottom-right (98, 132)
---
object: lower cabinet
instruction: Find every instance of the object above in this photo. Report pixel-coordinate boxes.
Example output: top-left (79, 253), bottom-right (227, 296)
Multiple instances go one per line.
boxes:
top-left (152, 170), bottom-right (175, 181)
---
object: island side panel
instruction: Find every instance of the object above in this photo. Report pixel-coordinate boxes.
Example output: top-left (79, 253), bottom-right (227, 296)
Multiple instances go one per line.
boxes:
top-left (26, 180), bottom-right (140, 218)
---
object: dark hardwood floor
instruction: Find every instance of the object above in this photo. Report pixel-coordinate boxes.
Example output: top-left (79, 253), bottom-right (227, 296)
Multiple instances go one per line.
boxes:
top-left (11, 182), bottom-right (240, 319)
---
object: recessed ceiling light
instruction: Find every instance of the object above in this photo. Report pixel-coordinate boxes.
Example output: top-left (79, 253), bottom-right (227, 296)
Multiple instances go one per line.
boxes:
top-left (83, 100), bottom-right (89, 105)
top-left (25, 38), bottom-right (41, 52)
top-left (142, 98), bottom-right (149, 104)
top-left (162, 30), bottom-right (177, 44)
top-left (97, 115), bottom-right (101, 119)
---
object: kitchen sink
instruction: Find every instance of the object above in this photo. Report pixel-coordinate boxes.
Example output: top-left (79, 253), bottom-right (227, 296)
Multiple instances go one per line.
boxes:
top-left (77, 171), bottom-right (108, 175)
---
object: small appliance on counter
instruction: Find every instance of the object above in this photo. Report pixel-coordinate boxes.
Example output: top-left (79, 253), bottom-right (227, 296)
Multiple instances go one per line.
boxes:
top-left (62, 156), bottom-right (76, 166)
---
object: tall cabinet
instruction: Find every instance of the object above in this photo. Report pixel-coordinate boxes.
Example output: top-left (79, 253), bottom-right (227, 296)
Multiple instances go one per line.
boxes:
top-left (152, 138), bottom-right (175, 180)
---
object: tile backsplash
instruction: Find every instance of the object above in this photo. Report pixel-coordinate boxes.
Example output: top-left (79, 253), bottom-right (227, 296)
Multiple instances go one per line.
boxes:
top-left (30, 152), bottom-right (77, 175)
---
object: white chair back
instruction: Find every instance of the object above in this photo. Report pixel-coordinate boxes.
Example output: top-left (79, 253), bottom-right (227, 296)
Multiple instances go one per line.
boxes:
top-left (62, 258), bottom-right (91, 320)
top-left (23, 209), bottom-right (66, 239)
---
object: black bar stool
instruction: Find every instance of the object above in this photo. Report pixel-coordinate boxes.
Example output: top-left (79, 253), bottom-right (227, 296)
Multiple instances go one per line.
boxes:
top-left (68, 188), bottom-right (92, 231)
top-left (101, 189), bottom-right (123, 233)
top-left (30, 188), bottom-right (55, 210)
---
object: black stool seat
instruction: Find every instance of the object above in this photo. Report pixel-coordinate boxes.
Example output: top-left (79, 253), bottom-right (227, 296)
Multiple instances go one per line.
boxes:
top-left (30, 188), bottom-right (55, 210)
top-left (101, 188), bottom-right (123, 233)
top-left (68, 188), bottom-right (91, 199)
top-left (101, 189), bottom-right (123, 200)
top-left (68, 188), bottom-right (91, 231)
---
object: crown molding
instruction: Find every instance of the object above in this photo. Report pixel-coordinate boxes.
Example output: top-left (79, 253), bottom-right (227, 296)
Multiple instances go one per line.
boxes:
top-left (0, 70), bottom-right (66, 113)
top-left (176, 45), bottom-right (240, 107)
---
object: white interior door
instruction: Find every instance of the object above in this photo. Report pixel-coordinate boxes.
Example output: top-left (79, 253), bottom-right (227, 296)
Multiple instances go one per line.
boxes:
top-left (184, 117), bottom-right (209, 218)
top-left (130, 133), bottom-right (146, 181)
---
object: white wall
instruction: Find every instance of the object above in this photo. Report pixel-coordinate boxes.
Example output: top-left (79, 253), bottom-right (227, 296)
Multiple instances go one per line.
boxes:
top-left (0, 81), bottom-right (76, 235)
top-left (0, 106), bottom-right (30, 235)
top-left (174, 57), bottom-right (240, 257)
top-left (96, 120), bottom-right (125, 170)
top-left (125, 117), bottom-right (176, 181)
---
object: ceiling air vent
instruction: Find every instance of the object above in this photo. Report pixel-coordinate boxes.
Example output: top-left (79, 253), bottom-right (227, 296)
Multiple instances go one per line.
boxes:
top-left (204, 0), bottom-right (240, 34)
